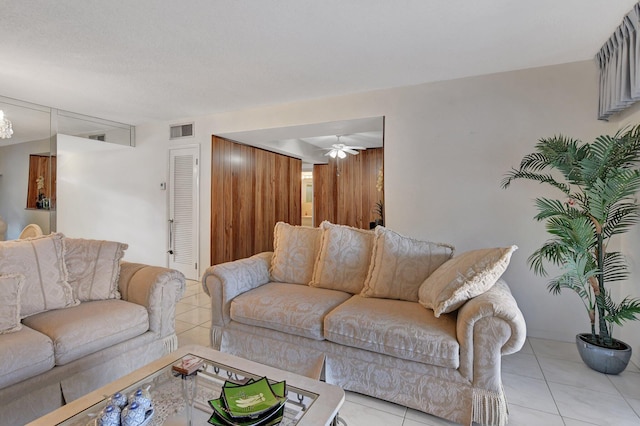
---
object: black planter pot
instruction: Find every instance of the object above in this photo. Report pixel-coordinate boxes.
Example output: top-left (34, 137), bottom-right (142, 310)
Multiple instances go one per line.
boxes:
top-left (576, 333), bottom-right (632, 375)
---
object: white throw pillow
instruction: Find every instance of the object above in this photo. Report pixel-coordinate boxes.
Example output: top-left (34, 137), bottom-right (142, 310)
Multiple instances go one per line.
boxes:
top-left (310, 221), bottom-right (375, 294)
top-left (0, 274), bottom-right (25, 334)
top-left (0, 233), bottom-right (78, 317)
top-left (419, 245), bottom-right (517, 317)
top-left (64, 238), bottom-right (128, 301)
top-left (269, 222), bottom-right (323, 285)
top-left (361, 227), bottom-right (455, 301)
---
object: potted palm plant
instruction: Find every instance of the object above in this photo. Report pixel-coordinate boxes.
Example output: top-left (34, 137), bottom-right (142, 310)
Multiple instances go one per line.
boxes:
top-left (502, 125), bottom-right (640, 374)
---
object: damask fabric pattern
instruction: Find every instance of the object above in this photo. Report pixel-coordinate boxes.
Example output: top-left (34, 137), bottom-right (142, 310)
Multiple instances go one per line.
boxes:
top-left (22, 299), bottom-right (149, 365)
top-left (324, 295), bottom-right (459, 368)
top-left (419, 245), bottom-right (517, 317)
top-left (310, 221), bottom-right (375, 293)
top-left (230, 282), bottom-right (351, 340)
top-left (269, 222), bottom-right (322, 285)
top-left (64, 238), bottom-right (128, 301)
top-left (0, 325), bottom-right (54, 388)
top-left (203, 252), bottom-right (273, 327)
top-left (361, 226), bottom-right (455, 301)
top-left (0, 274), bottom-right (24, 334)
top-left (0, 233), bottom-right (78, 317)
top-left (325, 354), bottom-right (474, 426)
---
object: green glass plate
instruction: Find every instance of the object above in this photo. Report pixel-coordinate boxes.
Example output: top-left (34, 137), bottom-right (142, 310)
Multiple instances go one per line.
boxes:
top-left (222, 377), bottom-right (281, 419)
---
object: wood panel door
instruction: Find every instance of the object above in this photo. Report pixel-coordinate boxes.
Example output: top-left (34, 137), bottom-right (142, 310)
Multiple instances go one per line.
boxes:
top-left (313, 147), bottom-right (383, 229)
top-left (211, 136), bottom-right (302, 265)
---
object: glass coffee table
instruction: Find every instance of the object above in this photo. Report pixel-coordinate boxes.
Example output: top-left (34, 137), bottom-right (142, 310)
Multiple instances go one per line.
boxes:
top-left (28, 345), bottom-right (345, 426)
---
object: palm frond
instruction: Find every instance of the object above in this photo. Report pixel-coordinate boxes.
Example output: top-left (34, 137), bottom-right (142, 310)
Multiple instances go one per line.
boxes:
top-left (602, 252), bottom-right (629, 283)
top-left (599, 293), bottom-right (640, 326)
top-left (501, 169), bottom-right (570, 193)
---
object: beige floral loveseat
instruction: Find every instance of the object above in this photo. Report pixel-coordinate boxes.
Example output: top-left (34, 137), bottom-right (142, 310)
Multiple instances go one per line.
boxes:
top-left (203, 222), bottom-right (526, 426)
top-left (0, 233), bottom-right (185, 425)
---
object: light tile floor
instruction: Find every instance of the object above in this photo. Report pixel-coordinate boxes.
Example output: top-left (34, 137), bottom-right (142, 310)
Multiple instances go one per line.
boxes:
top-left (176, 280), bottom-right (640, 425)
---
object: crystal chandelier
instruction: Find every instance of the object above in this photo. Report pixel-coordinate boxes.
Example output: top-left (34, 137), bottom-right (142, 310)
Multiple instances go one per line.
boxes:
top-left (0, 110), bottom-right (13, 139)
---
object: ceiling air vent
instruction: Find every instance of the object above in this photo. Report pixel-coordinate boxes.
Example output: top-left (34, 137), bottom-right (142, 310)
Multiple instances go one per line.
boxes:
top-left (88, 134), bottom-right (106, 141)
top-left (170, 123), bottom-right (194, 139)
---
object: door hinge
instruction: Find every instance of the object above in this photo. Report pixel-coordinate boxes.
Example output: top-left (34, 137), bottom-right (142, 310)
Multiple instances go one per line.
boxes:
top-left (195, 262), bottom-right (198, 270)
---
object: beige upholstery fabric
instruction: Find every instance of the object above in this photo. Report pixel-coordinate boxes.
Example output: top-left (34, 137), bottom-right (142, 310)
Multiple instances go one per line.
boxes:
top-left (23, 299), bottom-right (149, 365)
top-left (230, 282), bottom-right (351, 340)
top-left (361, 227), bottom-right (454, 301)
top-left (419, 246), bottom-right (517, 317)
top-left (310, 221), bottom-right (374, 294)
top-left (0, 326), bottom-right (54, 388)
top-left (221, 328), bottom-right (326, 379)
top-left (0, 233), bottom-right (78, 317)
top-left (118, 262), bottom-right (186, 337)
top-left (324, 295), bottom-right (459, 368)
top-left (64, 237), bottom-right (128, 301)
top-left (0, 274), bottom-right (25, 334)
top-left (269, 222), bottom-right (322, 285)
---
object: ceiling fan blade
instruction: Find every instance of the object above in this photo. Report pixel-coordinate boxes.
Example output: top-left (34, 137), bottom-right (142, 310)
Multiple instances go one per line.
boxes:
top-left (344, 148), bottom-right (359, 155)
top-left (345, 146), bottom-right (367, 150)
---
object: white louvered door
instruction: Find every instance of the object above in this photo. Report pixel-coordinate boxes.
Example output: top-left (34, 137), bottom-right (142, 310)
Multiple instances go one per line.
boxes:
top-left (168, 146), bottom-right (199, 280)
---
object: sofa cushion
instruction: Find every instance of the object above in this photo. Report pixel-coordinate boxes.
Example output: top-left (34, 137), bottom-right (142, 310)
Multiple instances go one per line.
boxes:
top-left (310, 222), bottom-right (374, 294)
top-left (361, 227), bottom-right (454, 302)
top-left (324, 295), bottom-right (460, 369)
top-left (64, 237), bottom-right (128, 301)
top-left (0, 233), bottom-right (78, 317)
top-left (419, 246), bottom-right (517, 317)
top-left (270, 222), bottom-right (322, 285)
top-left (0, 274), bottom-right (25, 334)
top-left (22, 300), bottom-right (149, 365)
top-left (230, 282), bottom-right (351, 340)
top-left (324, 295), bottom-right (460, 368)
top-left (0, 325), bottom-right (54, 388)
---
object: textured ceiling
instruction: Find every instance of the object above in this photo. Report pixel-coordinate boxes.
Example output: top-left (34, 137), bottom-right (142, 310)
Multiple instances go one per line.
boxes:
top-left (0, 1), bottom-right (637, 125)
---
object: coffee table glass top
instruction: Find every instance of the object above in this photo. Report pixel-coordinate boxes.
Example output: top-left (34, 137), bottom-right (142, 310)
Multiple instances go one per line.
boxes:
top-left (57, 351), bottom-right (323, 426)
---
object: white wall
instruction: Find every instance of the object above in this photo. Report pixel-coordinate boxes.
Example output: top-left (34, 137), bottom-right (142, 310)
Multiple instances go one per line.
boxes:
top-left (61, 59), bottom-right (630, 345)
top-left (0, 138), bottom-right (52, 239)
top-left (57, 134), bottom-right (166, 265)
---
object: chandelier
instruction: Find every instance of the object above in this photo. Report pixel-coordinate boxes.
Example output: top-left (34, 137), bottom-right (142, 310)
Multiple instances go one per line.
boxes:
top-left (0, 110), bottom-right (13, 139)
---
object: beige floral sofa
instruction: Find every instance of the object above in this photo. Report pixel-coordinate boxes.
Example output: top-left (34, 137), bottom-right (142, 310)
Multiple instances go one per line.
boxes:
top-left (203, 222), bottom-right (526, 426)
top-left (0, 233), bottom-right (185, 425)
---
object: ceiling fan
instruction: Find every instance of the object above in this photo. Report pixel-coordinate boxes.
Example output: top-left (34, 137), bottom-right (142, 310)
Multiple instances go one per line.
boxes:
top-left (323, 135), bottom-right (366, 159)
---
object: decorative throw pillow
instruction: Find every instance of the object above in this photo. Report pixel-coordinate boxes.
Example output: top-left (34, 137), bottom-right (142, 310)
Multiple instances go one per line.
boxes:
top-left (64, 238), bottom-right (128, 301)
top-left (309, 221), bottom-right (375, 294)
top-left (0, 274), bottom-right (25, 334)
top-left (419, 245), bottom-right (517, 317)
top-left (361, 227), bottom-right (455, 301)
top-left (0, 233), bottom-right (78, 317)
top-left (269, 222), bottom-right (323, 285)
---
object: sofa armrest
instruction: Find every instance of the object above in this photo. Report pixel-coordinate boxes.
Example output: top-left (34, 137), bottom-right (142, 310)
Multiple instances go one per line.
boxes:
top-left (456, 279), bottom-right (526, 387)
top-left (118, 261), bottom-right (186, 338)
top-left (202, 252), bottom-right (273, 328)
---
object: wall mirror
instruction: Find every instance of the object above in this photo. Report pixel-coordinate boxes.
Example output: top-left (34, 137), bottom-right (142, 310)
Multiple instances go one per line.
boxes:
top-left (0, 95), bottom-right (134, 240)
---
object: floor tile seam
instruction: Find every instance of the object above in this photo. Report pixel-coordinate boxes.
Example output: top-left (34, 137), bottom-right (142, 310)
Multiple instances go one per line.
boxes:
top-left (605, 372), bottom-right (640, 400)
top-left (544, 376), bottom-right (624, 398)
top-left (532, 352), bottom-right (565, 417)
top-left (559, 415), bottom-right (601, 425)
top-left (343, 398), bottom-right (407, 420)
top-left (505, 402), bottom-right (564, 420)
top-left (533, 350), bottom-right (624, 397)
top-left (619, 395), bottom-right (640, 418)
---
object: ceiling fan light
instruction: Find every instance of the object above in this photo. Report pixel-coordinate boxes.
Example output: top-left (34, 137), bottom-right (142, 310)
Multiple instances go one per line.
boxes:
top-left (337, 150), bottom-right (346, 159)
top-left (329, 149), bottom-right (337, 158)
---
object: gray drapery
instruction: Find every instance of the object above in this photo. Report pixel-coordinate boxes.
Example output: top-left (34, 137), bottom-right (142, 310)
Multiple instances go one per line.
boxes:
top-left (597, 3), bottom-right (640, 120)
